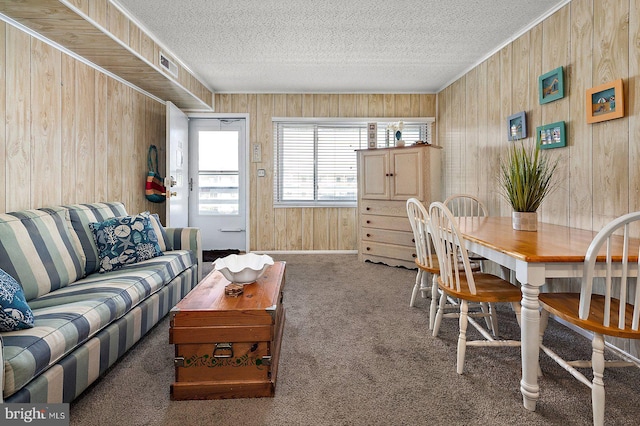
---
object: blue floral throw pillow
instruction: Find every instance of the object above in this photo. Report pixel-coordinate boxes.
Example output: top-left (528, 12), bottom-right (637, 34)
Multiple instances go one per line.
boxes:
top-left (89, 212), bottom-right (163, 273)
top-left (0, 268), bottom-right (35, 332)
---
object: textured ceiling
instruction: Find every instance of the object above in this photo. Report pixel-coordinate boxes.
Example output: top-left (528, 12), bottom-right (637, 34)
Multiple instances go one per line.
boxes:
top-left (113, 0), bottom-right (568, 94)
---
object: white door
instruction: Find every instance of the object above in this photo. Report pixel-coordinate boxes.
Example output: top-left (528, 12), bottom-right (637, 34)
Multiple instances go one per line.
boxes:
top-left (166, 102), bottom-right (189, 227)
top-left (188, 118), bottom-right (247, 251)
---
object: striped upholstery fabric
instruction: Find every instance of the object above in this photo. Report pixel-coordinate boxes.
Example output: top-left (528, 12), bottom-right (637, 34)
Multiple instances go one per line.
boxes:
top-left (165, 227), bottom-right (203, 279)
top-left (4, 264), bottom-right (197, 402)
top-left (149, 213), bottom-right (172, 251)
top-left (63, 203), bottom-right (129, 276)
top-left (1, 251), bottom-right (196, 399)
top-left (0, 208), bottom-right (85, 301)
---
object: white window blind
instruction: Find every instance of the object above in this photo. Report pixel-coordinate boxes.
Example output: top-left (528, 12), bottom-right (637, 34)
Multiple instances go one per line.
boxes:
top-left (274, 118), bottom-right (433, 207)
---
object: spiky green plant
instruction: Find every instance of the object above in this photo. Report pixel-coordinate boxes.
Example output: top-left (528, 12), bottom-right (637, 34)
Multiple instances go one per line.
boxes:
top-left (498, 142), bottom-right (559, 212)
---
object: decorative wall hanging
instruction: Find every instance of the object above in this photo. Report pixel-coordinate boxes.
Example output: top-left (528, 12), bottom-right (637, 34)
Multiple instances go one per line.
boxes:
top-left (507, 111), bottom-right (526, 141)
top-left (586, 78), bottom-right (624, 124)
top-left (367, 123), bottom-right (377, 148)
top-left (537, 121), bottom-right (566, 150)
top-left (538, 66), bottom-right (565, 104)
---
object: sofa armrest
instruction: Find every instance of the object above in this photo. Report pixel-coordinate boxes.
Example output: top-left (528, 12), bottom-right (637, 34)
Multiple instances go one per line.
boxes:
top-left (165, 227), bottom-right (203, 280)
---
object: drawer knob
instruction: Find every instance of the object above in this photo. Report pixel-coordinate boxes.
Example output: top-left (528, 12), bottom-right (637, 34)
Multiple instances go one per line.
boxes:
top-left (389, 173), bottom-right (394, 177)
top-left (366, 220), bottom-right (371, 224)
top-left (412, 253), bottom-right (417, 258)
top-left (366, 233), bottom-right (371, 237)
top-left (385, 173), bottom-right (390, 176)
top-left (366, 207), bottom-right (370, 211)
top-left (366, 247), bottom-right (371, 251)
top-left (412, 238), bottom-right (415, 243)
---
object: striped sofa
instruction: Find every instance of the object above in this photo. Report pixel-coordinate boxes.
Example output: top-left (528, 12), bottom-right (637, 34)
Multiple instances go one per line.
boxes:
top-left (0, 202), bottom-right (201, 403)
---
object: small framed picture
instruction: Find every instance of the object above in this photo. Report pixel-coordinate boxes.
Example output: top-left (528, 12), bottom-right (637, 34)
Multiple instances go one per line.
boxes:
top-left (367, 123), bottom-right (377, 148)
top-left (538, 66), bottom-right (565, 104)
top-left (586, 79), bottom-right (624, 124)
top-left (507, 111), bottom-right (526, 141)
top-left (537, 121), bottom-right (566, 150)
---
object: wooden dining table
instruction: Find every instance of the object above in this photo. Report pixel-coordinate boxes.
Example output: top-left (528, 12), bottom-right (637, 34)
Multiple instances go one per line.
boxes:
top-left (455, 216), bottom-right (640, 411)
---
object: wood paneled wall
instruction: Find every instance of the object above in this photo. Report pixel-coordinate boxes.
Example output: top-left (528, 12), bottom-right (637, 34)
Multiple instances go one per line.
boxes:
top-left (437, 0), bottom-right (640, 232)
top-left (437, 0), bottom-right (640, 356)
top-left (0, 21), bottom-right (165, 219)
top-left (214, 93), bottom-right (436, 251)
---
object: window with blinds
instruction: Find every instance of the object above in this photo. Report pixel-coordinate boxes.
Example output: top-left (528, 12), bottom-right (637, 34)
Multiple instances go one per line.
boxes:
top-left (273, 119), bottom-right (432, 207)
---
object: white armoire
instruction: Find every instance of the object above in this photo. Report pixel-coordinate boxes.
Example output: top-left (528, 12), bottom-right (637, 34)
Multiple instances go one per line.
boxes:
top-left (357, 145), bottom-right (442, 268)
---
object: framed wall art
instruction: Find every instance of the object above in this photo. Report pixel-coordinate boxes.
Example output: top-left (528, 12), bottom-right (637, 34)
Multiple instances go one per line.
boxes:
top-left (537, 121), bottom-right (566, 150)
top-left (367, 122), bottom-right (377, 148)
top-left (538, 66), bottom-right (565, 104)
top-left (586, 78), bottom-right (624, 124)
top-left (507, 111), bottom-right (526, 141)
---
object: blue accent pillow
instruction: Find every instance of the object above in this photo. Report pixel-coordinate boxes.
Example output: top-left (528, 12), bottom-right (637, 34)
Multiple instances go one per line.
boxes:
top-left (0, 268), bottom-right (35, 331)
top-left (89, 212), bottom-right (163, 273)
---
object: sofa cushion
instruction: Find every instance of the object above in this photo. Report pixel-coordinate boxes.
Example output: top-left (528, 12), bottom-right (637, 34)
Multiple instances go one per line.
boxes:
top-left (89, 212), bottom-right (163, 273)
top-left (149, 213), bottom-right (173, 251)
top-left (1, 250), bottom-right (195, 397)
top-left (0, 208), bottom-right (85, 301)
top-left (28, 250), bottom-right (195, 312)
top-left (0, 268), bottom-right (34, 331)
top-left (64, 203), bottom-right (129, 276)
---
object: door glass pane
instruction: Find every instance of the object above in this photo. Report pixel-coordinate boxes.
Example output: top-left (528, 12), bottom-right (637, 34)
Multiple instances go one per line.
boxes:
top-left (198, 130), bottom-right (239, 215)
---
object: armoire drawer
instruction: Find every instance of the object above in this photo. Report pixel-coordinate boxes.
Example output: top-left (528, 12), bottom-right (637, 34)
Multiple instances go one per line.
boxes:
top-left (360, 214), bottom-right (412, 232)
top-left (361, 227), bottom-right (415, 247)
top-left (360, 241), bottom-right (416, 261)
top-left (360, 199), bottom-right (408, 217)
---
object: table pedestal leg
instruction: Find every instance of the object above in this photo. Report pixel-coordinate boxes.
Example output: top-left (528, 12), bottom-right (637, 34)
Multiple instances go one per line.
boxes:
top-left (520, 283), bottom-right (541, 411)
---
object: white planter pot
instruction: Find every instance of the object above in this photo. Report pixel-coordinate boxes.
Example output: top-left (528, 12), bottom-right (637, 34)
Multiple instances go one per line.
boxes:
top-left (512, 211), bottom-right (537, 231)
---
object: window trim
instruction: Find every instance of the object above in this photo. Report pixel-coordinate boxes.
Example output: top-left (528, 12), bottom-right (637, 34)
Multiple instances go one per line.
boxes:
top-left (273, 117), bottom-right (435, 208)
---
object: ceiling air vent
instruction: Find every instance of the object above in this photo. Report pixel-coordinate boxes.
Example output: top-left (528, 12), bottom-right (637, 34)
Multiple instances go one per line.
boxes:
top-left (159, 51), bottom-right (178, 78)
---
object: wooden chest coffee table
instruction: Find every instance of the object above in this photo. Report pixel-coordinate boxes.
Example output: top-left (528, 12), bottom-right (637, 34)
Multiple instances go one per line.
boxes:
top-left (169, 261), bottom-right (286, 400)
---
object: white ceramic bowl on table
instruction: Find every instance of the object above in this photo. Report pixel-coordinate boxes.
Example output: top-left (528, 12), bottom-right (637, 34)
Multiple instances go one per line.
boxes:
top-left (213, 253), bottom-right (274, 284)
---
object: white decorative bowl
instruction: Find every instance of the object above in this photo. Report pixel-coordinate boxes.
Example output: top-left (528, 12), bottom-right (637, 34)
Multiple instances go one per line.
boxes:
top-left (213, 253), bottom-right (274, 284)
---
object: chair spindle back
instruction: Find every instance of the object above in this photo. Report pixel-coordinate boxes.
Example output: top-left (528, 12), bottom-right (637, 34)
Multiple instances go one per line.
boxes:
top-left (406, 198), bottom-right (436, 270)
top-left (581, 211), bottom-right (640, 330)
top-left (429, 202), bottom-right (478, 294)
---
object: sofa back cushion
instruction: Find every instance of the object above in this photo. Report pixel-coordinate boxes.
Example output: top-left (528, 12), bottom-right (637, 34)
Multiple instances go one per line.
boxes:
top-left (64, 202), bottom-right (129, 276)
top-left (0, 207), bottom-right (85, 301)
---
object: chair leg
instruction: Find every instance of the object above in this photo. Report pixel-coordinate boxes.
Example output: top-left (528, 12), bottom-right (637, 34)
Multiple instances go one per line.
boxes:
top-left (591, 333), bottom-right (606, 426)
top-left (410, 270), bottom-right (422, 307)
top-left (419, 271), bottom-right (430, 299)
top-left (429, 273), bottom-right (438, 330)
top-left (539, 307), bottom-right (549, 378)
top-left (456, 300), bottom-right (469, 374)
top-left (432, 290), bottom-right (447, 337)
top-left (480, 302), bottom-right (493, 332)
top-left (512, 302), bottom-right (522, 327)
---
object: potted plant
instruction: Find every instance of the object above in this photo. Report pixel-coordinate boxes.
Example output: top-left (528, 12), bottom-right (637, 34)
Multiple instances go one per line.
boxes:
top-left (498, 141), bottom-right (559, 231)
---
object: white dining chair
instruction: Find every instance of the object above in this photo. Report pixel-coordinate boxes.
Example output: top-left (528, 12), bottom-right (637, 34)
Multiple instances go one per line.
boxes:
top-left (444, 193), bottom-right (489, 219)
top-left (406, 198), bottom-right (440, 329)
top-left (538, 211), bottom-right (640, 426)
top-left (443, 193), bottom-right (498, 335)
top-left (429, 201), bottom-right (522, 374)
top-left (407, 198), bottom-right (483, 332)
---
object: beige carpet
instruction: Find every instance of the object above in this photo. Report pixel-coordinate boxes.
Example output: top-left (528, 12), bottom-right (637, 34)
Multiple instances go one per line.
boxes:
top-left (69, 254), bottom-right (640, 425)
